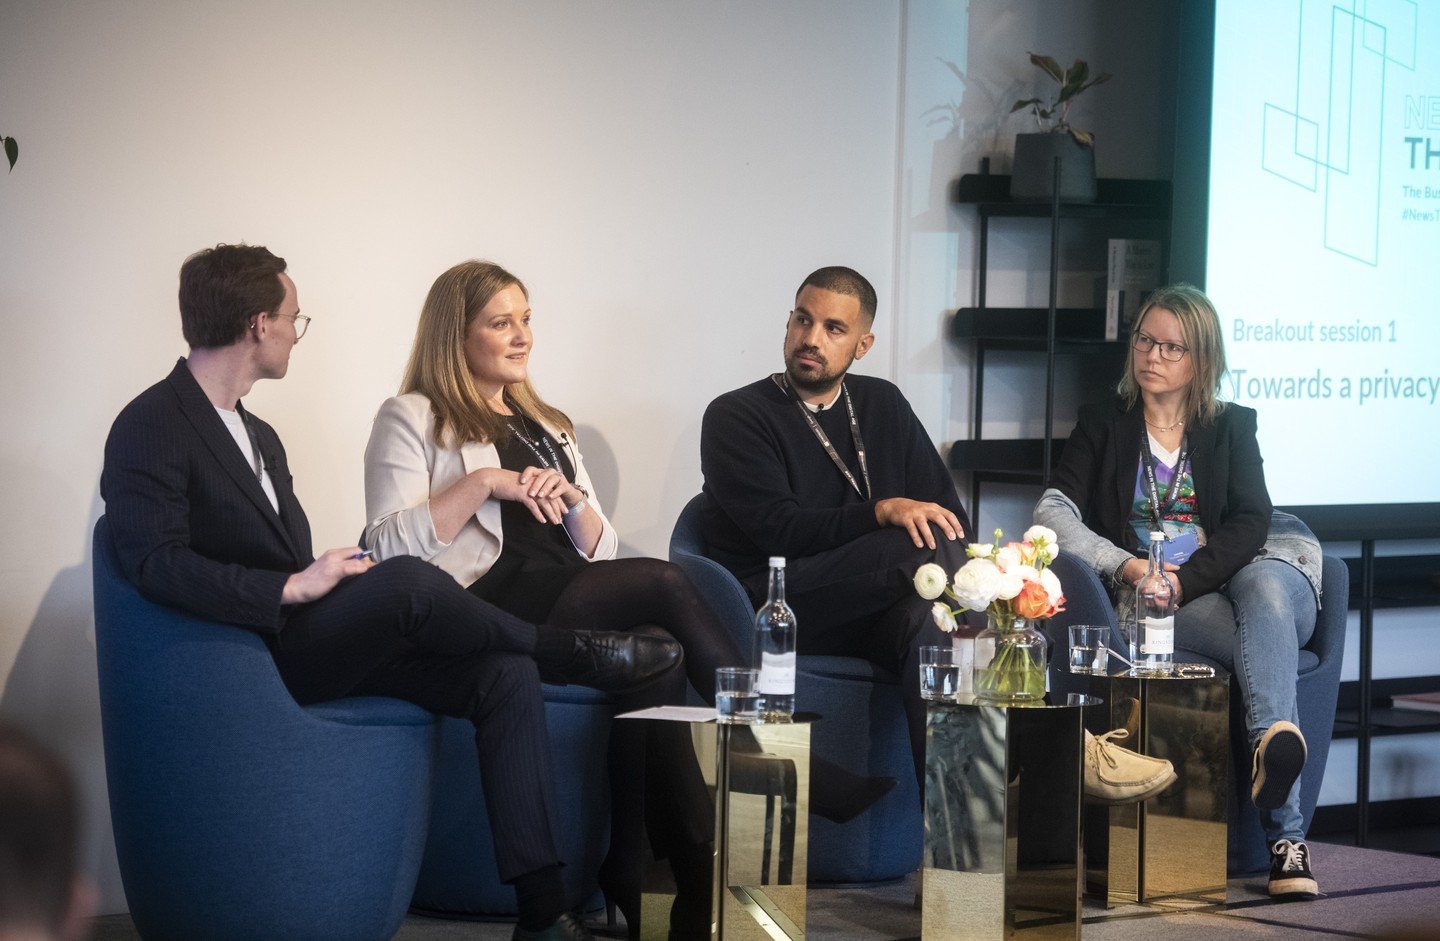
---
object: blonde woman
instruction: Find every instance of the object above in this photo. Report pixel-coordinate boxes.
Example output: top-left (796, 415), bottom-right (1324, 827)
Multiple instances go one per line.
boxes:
top-left (1034, 283), bottom-right (1323, 900)
top-left (365, 261), bottom-right (737, 939)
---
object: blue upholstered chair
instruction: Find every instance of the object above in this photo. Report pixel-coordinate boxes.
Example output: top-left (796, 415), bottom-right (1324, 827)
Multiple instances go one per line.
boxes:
top-left (409, 687), bottom-right (614, 917)
top-left (91, 517), bottom-right (439, 941)
top-left (669, 495), bottom-right (923, 883)
top-left (1043, 550), bottom-right (1347, 874)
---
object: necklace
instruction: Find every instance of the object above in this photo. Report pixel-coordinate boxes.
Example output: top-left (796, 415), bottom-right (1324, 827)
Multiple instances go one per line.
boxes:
top-left (1144, 415), bottom-right (1184, 432)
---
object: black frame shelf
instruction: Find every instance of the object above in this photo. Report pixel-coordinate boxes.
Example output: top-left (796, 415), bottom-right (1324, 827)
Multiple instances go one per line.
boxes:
top-left (955, 174), bottom-right (1172, 215)
top-left (948, 170), bottom-right (1172, 517)
top-left (1342, 554), bottom-right (1440, 610)
top-left (948, 439), bottom-right (1066, 475)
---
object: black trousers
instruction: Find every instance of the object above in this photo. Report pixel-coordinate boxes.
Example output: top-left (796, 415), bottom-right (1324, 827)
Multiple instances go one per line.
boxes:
top-left (472, 558), bottom-right (719, 855)
top-left (741, 526), bottom-right (971, 789)
top-left (271, 555), bottom-right (561, 882)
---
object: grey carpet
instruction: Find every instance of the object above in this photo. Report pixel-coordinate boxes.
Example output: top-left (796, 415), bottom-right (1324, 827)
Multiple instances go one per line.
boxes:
top-left (88, 841), bottom-right (1440, 940)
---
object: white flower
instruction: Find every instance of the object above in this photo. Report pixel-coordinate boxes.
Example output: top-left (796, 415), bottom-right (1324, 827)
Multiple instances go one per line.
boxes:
top-left (1024, 524), bottom-right (1057, 545)
top-left (1011, 564), bottom-right (1041, 584)
top-left (995, 545), bottom-right (1023, 572)
top-left (1039, 567), bottom-right (1064, 606)
top-left (931, 602), bottom-right (958, 633)
top-left (913, 563), bottom-right (948, 600)
top-left (966, 542), bottom-right (994, 560)
top-left (1024, 525), bottom-right (1060, 563)
top-left (951, 558), bottom-right (1003, 611)
top-left (993, 568), bottom-right (1025, 601)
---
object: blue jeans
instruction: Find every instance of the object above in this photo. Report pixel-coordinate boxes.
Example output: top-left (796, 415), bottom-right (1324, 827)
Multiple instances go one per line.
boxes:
top-left (1175, 558), bottom-right (1317, 842)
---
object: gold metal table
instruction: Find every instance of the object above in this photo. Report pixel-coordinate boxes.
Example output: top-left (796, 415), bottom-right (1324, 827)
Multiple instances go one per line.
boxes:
top-left (625, 709), bottom-right (812, 941)
top-left (1083, 672), bottom-right (1230, 909)
top-left (922, 694), bottom-right (1094, 941)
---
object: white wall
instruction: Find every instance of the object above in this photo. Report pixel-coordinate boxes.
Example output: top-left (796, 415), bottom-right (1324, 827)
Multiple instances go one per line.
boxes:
top-left (0, 0), bottom-right (907, 912)
top-left (18, 0), bottom-right (1403, 918)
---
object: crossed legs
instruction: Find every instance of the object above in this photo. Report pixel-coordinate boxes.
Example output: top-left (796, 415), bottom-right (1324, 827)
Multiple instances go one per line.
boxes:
top-left (1176, 558), bottom-right (1317, 841)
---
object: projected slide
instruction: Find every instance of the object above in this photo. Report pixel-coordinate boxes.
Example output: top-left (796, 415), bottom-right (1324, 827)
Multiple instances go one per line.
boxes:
top-left (1207, 0), bottom-right (1437, 506)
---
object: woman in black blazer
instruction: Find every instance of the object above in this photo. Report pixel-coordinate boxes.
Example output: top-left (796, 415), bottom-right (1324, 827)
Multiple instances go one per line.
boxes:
top-left (1035, 284), bottom-right (1324, 899)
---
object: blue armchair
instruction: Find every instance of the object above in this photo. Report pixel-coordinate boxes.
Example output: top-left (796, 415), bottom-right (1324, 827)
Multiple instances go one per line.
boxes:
top-left (669, 495), bottom-right (922, 883)
top-left (1044, 550), bottom-right (1347, 874)
top-left (92, 517), bottom-right (438, 941)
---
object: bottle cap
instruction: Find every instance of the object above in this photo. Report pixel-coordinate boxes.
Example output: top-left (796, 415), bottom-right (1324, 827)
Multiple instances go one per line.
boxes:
top-left (768, 556), bottom-right (786, 568)
top-left (1149, 531), bottom-right (1166, 541)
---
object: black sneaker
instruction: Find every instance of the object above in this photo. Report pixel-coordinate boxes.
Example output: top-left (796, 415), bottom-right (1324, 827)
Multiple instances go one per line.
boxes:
top-left (1268, 839), bottom-right (1319, 898)
top-left (1251, 721), bottom-right (1307, 810)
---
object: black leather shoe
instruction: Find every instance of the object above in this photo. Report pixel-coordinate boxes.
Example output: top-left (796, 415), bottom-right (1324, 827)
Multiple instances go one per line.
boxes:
top-left (513, 912), bottom-right (593, 941)
top-left (562, 630), bottom-right (682, 693)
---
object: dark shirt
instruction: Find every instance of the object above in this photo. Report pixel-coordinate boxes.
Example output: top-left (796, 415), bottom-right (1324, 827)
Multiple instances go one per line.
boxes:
top-left (699, 374), bottom-right (968, 581)
top-left (469, 416), bottom-right (582, 600)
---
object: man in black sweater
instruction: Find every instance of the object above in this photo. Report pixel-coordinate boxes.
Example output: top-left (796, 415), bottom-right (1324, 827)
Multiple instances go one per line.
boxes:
top-left (699, 266), bottom-right (972, 788)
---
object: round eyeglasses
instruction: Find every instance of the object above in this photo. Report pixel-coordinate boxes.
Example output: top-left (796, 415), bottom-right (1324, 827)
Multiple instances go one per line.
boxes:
top-left (1132, 331), bottom-right (1187, 362)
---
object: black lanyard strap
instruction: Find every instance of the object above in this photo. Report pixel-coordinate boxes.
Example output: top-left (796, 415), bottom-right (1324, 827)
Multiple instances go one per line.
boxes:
top-left (1138, 431), bottom-right (1188, 531)
top-left (506, 414), bottom-right (566, 476)
top-left (772, 373), bottom-right (872, 502)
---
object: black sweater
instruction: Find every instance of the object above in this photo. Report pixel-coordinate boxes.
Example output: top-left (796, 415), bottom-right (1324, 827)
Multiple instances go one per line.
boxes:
top-left (699, 374), bottom-right (968, 580)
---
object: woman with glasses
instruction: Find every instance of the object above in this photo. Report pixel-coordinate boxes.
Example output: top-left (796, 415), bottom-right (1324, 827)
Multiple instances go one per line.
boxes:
top-left (1034, 283), bottom-right (1324, 900)
top-left (362, 260), bottom-right (889, 940)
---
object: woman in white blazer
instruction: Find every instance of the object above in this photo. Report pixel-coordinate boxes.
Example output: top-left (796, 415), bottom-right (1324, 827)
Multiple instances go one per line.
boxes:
top-left (364, 260), bottom-right (734, 940)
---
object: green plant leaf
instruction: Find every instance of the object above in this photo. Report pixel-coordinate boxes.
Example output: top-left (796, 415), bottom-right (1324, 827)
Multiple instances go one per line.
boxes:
top-left (3, 137), bottom-right (16, 171)
top-left (1066, 59), bottom-right (1090, 87)
top-left (1010, 97), bottom-right (1042, 113)
top-left (1029, 53), bottom-right (1063, 84)
top-left (1070, 129), bottom-right (1096, 147)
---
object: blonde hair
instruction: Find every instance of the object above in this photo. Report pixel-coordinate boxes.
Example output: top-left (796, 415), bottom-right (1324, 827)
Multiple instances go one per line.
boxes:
top-left (1116, 283), bottom-right (1228, 426)
top-left (400, 260), bottom-right (572, 448)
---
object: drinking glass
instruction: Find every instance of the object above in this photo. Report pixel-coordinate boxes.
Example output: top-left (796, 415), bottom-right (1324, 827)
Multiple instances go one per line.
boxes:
top-left (1068, 624), bottom-right (1111, 675)
top-left (919, 646), bottom-right (963, 701)
top-left (715, 667), bottom-right (759, 723)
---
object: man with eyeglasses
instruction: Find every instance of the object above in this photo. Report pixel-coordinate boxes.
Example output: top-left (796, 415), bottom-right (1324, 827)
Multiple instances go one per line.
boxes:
top-left (100, 243), bottom-right (678, 941)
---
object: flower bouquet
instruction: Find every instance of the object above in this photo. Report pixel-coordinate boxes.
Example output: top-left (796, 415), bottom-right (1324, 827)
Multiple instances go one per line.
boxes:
top-left (914, 526), bottom-right (1066, 702)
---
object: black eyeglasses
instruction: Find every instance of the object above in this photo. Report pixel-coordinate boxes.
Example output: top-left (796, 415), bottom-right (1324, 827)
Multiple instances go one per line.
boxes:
top-left (1132, 331), bottom-right (1187, 362)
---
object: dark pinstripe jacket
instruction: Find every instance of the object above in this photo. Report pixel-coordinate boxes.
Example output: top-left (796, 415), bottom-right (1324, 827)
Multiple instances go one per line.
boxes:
top-left (101, 359), bottom-right (314, 638)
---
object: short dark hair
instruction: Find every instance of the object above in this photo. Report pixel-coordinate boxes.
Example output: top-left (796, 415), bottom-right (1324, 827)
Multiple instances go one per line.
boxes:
top-left (0, 725), bottom-right (79, 935)
top-left (797, 266), bottom-right (877, 325)
top-left (178, 243), bottom-right (288, 348)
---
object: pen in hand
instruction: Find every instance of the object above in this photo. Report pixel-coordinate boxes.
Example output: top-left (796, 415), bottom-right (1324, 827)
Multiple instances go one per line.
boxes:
top-left (352, 549), bottom-right (374, 561)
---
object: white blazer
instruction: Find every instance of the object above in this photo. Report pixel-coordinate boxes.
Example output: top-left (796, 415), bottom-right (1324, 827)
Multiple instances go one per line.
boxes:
top-left (363, 392), bottom-right (618, 587)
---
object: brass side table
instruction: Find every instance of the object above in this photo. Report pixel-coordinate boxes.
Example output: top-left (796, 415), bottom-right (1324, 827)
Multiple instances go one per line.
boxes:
top-left (922, 694), bottom-right (1094, 941)
top-left (1084, 672), bottom-right (1230, 908)
top-left (626, 710), bottom-right (812, 941)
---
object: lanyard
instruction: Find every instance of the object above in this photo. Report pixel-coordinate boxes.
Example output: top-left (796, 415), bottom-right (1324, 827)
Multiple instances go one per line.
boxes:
top-left (506, 414), bottom-right (566, 476)
top-left (772, 373), bottom-right (872, 502)
top-left (1138, 431), bottom-right (1188, 532)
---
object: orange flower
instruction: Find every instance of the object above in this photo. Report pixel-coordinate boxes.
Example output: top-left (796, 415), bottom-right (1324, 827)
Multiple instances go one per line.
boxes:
top-left (1014, 580), bottom-right (1051, 619)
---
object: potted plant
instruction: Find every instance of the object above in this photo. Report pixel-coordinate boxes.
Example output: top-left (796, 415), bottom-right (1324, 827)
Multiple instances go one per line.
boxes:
top-left (1009, 53), bottom-right (1110, 203)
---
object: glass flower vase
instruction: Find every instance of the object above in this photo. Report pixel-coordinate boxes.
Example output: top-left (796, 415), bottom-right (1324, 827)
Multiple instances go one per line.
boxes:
top-left (972, 615), bottom-right (1048, 702)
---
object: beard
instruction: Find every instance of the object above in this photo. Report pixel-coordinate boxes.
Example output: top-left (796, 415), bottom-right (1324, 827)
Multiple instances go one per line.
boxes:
top-left (784, 345), bottom-right (852, 396)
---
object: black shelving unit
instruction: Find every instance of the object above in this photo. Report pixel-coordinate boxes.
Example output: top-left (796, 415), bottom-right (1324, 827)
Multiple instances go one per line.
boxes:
top-left (950, 171), bottom-right (1171, 517)
top-left (1330, 549), bottom-right (1440, 847)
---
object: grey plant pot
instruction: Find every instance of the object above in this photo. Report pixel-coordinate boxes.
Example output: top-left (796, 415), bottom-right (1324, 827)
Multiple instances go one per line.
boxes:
top-left (1010, 132), bottom-right (1097, 203)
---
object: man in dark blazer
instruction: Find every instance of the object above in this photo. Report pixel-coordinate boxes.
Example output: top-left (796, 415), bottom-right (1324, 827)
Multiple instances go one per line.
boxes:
top-left (100, 244), bottom-right (673, 941)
